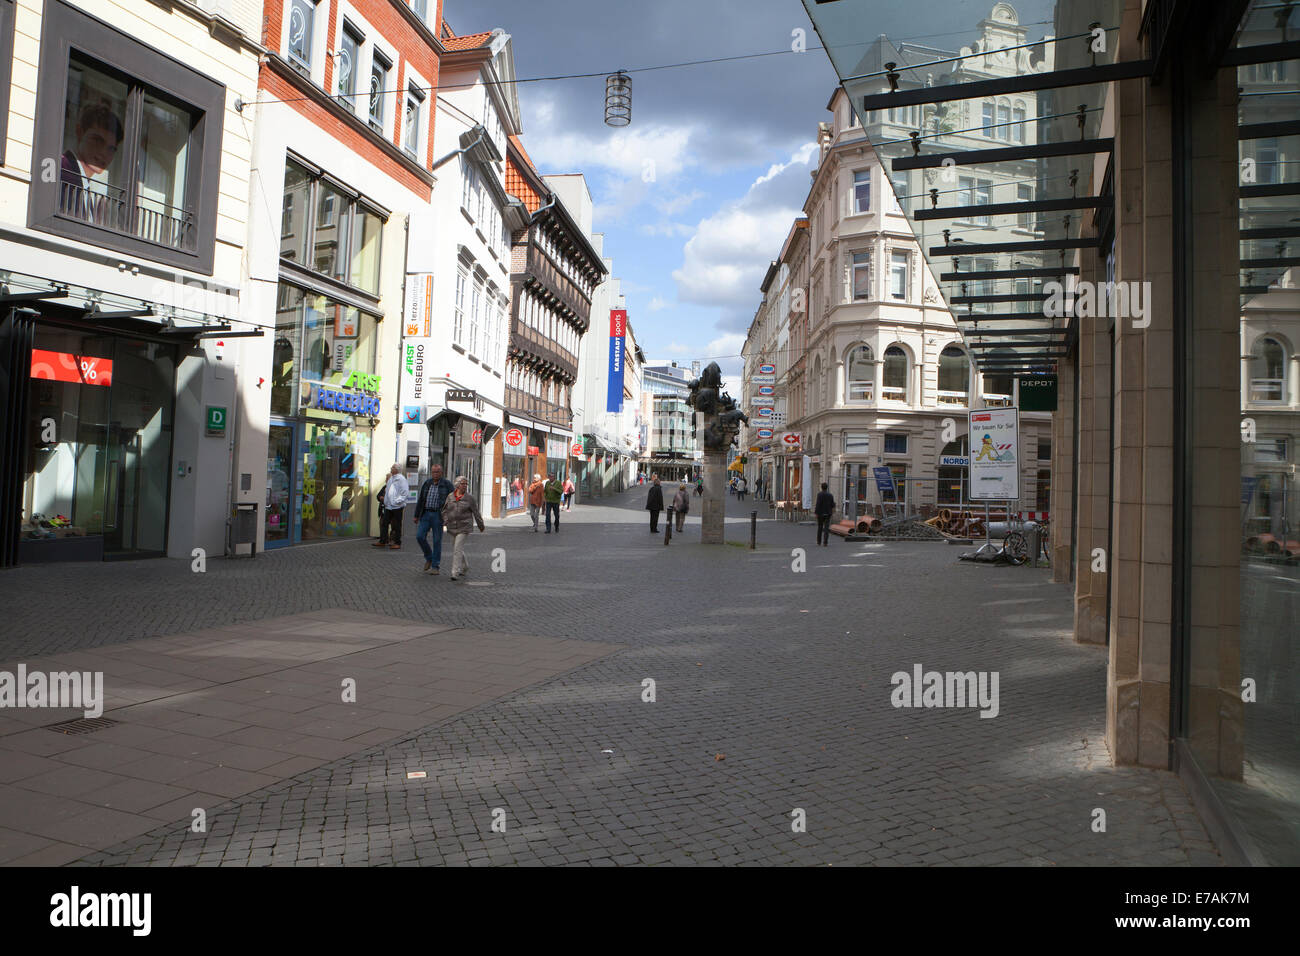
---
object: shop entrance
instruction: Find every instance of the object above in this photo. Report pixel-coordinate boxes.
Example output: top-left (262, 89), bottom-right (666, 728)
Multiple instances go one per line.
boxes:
top-left (264, 420), bottom-right (298, 549)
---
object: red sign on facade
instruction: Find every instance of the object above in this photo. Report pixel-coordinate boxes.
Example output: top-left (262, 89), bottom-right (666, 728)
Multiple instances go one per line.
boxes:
top-left (30, 349), bottom-right (113, 387)
top-left (470, 428), bottom-right (483, 444)
top-left (527, 446), bottom-right (540, 456)
top-left (571, 443), bottom-right (583, 457)
top-left (505, 428), bottom-right (524, 447)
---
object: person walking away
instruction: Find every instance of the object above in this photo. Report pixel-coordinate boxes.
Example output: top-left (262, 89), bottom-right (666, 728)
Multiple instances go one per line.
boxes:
top-left (814, 482), bottom-right (835, 546)
top-left (563, 476), bottom-right (575, 511)
top-left (737, 475), bottom-right (747, 501)
top-left (756, 475), bottom-right (764, 500)
top-left (646, 476), bottom-right (664, 532)
top-left (414, 465), bottom-right (455, 573)
top-left (695, 475), bottom-right (704, 496)
top-left (443, 475), bottom-right (485, 581)
top-left (544, 474), bottom-right (563, 532)
top-left (527, 473), bottom-right (545, 532)
top-left (373, 463), bottom-right (409, 549)
top-left (672, 482), bottom-right (690, 532)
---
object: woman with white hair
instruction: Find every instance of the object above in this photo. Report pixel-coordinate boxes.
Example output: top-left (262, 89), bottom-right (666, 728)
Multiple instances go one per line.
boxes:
top-left (442, 475), bottom-right (485, 581)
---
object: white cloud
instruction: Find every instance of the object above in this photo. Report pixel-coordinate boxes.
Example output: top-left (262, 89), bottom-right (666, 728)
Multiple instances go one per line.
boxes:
top-left (647, 296), bottom-right (669, 312)
top-left (665, 342), bottom-right (690, 354)
top-left (526, 123), bottom-right (696, 182)
top-left (639, 221), bottom-right (694, 238)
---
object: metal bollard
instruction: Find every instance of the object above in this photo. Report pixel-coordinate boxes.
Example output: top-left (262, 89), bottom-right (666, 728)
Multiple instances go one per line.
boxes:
top-left (750, 511), bottom-right (757, 550)
top-left (1028, 523), bottom-right (1040, 567)
top-left (665, 506), bottom-right (673, 545)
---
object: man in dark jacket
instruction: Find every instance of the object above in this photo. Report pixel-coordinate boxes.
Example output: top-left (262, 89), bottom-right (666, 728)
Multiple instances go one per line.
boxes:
top-left (814, 482), bottom-right (836, 546)
top-left (645, 476), bottom-right (664, 532)
top-left (414, 464), bottom-right (455, 574)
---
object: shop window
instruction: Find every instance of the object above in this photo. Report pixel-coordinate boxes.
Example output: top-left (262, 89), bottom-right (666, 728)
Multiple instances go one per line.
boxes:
top-left (1255, 438), bottom-right (1287, 463)
top-left (1036, 469), bottom-right (1051, 511)
top-left (1038, 437), bottom-right (1052, 461)
top-left (300, 421), bottom-right (372, 541)
top-left (937, 436), bottom-right (969, 505)
top-left (888, 464), bottom-right (907, 504)
top-left (846, 345), bottom-right (873, 401)
top-left (369, 52), bottom-right (390, 131)
top-left (938, 345), bottom-right (968, 405)
top-left (271, 280), bottom-right (379, 415)
top-left (30, 2), bottom-right (225, 273)
top-left (884, 433), bottom-right (908, 455)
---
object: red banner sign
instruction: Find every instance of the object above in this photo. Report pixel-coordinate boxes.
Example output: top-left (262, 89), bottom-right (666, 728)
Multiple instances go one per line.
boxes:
top-left (505, 428), bottom-right (524, 447)
top-left (30, 349), bottom-right (113, 387)
top-left (571, 443), bottom-right (583, 457)
top-left (527, 446), bottom-right (540, 456)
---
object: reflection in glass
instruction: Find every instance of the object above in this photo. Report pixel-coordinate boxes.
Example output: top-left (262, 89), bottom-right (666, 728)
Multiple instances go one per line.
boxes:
top-left (61, 54), bottom-right (129, 230)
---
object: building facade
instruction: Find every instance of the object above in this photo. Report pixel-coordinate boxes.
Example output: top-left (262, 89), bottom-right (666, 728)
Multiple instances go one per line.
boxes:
top-left (2, 0), bottom-right (261, 566)
top-left (642, 362), bottom-right (699, 481)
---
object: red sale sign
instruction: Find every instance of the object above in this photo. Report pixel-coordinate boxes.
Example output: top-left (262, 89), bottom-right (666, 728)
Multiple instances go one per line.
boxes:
top-left (30, 349), bottom-right (113, 387)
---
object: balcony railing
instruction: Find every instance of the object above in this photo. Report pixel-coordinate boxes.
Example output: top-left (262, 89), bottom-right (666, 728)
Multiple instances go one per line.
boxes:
top-left (59, 180), bottom-right (196, 252)
top-left (937, 390), bottom-right (968, 406)
top-left (526, 245), bottom-right (590, 324)
top-left (1249, 378), bottom-right (1284, 403)
top-left (881, 386), bottom-right (906, 401)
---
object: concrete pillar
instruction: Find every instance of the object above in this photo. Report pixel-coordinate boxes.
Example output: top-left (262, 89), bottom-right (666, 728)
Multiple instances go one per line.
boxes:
top-left (701, 448), bottom-right (727, 543)
top-left (834, 361), bottom-right (845, 408)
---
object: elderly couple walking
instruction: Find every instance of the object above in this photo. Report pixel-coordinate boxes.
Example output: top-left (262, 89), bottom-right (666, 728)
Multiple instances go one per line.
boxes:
top-left (407, 463), bottom-right (485, 582)
top-left (526, 473), bottom-right (566, 533)
top-left (644, 476), bottom-right (692, 533)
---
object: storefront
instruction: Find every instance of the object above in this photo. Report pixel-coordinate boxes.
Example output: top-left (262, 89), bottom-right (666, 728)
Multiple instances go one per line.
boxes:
top-left (13, 312), bottom-right (179, 562)
top-left (265, 281), bottom-right (381, 548)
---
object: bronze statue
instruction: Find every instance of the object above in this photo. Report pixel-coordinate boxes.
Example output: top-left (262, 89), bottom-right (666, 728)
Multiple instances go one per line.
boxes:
top-left (687, 362), bottom-right (748, 452)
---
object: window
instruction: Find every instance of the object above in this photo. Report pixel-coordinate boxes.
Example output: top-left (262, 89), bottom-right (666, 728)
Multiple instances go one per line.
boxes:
top-left (959, 176), bottom-right (991, 225)
top-left (1017, 184), bottom-right (1034, 228)
top-left (996, 104), bottom-right (1011, 140)
top-left (1038, 438), bottom-right (1052, 461)
top-left (337, 23), bottom-right (362, 111)
top-left (404, 85), bottom-right (424, 159)
top-left (0, 0), bottom-right (14, 166)
top-left (853, 169), bottom-right (870, 213)
top-left (369, 52), bottom-right (390, 131)
top-left (411, 0), bottom-right (428, 20)
top-left (32, 2), bottom-right (226, 273)
top-left (288, 0), bottom-right (316, 71)
top-left (845, 432), bottom-right (870, 455)
top-left (884, 433), bottom-right (908, 454)
top-left (1255, 139), bottom-right (1279, 185)
top-left (889, 174), bottom-right (907, 214)
top-left (1249, 336), bottom-right (1286, 402)
top-left (982, 102), bottom-right (994, 136)
top-left (890, 250), bottom-right (909, 300)
top-left (1012, 107), bottom-right (1026, 143)
top-left (1255, 438), bottom-right (1287, 463)
top-left (846, 345), bottom-right (873, 401)
top-left (1036, 469), bottom-right (1051, 511)
top-left (461, 158), bottom-right (474, 214)
top-left (852, 252), bottom-right (871, 300)
top-left (883, 346), bottom-right (907, 400)
top-left (938, 345), bottom-right (968, 404)
top-left (279, 159), bottom-right (387, 295)
top-left (453, 268), bottom-right (467, 345)
top-left (349, 204), bottom-right (383, 294)
top-left (470, 281), bottom-right (482, 355)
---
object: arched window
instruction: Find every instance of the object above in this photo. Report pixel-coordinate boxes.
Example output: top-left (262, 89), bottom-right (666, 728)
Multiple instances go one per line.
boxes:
top-left (812, 355), bottom-right (823, 410)
top-left (846, 345), bottom-right (873, 401)
top-left (938, 345), bottom-right (969, 405)
top-left (982, 349), bottom-right (1014, 406)
top-left (1249, 336), bottom-right (1286, 402)
top-left (882, 345), bottom-right (907, 401)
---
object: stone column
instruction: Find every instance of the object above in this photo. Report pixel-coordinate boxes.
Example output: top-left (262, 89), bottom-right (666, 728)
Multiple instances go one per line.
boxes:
top-left (701, 448), bottom-right (727, 543)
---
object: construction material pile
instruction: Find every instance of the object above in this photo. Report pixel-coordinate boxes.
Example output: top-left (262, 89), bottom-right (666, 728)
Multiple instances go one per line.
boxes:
top-left (1244, 534), bottom-right (1300, 562)
top-left (828, 515), bottom-right (945, 540)
top-left (924, 508), bottom-right (1015, 538)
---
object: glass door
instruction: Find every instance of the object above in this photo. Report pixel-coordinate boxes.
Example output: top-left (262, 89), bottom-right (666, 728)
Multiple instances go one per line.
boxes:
top-left (265, 420), bottom-right (298, 548)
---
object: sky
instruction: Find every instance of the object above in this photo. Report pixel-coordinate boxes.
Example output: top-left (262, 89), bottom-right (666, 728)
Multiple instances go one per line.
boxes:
top-left (439, 0), bottom-right (1042, 383)
top-left (440, 0), bottom-right (836, 384)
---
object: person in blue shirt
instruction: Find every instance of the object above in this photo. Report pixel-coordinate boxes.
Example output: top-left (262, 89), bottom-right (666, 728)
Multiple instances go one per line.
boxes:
top-left (414, 464), bottom-right (455, 575)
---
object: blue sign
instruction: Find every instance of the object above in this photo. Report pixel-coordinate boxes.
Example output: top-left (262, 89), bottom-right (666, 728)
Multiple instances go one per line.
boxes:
top-left (402, 405), bottom-right (422, 424)
top-left (873, 466), bottom-right (898, 501)
top-left (606, 309), bottom-right (626, 413)
top-left (312, 385), bottom-right (380, 416)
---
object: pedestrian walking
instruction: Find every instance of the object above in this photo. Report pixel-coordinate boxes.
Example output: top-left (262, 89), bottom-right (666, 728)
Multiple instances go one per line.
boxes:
top-left (372, 463), bottom-right (409, 549)
top-left (736, 475), bottom-right (747, 501)
top-left (527, 473), bottom-right (545, 532)
top-left (544, 474), bottom-right (563, 532)
top-left (443, 475), bottom-right (485, 581)
top-left (414, 464), bottom-right (455, 574)
top-left (814, 482), bottom-right (835, 546)
top-left (756, 475), bottom-right (764, 500)
top-left (695, 475), bottom-right (704, 496)
top-left (563, 476), bottom-right (575, 511)
top-left (672, 482), bottom-right (690, 532)
top-left (645, 476), bottom-right (664, 532)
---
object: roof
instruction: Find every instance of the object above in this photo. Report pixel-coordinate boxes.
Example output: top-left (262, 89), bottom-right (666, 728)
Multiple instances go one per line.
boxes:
top-left (444, 31), bottom-right (494, 51)
top-left (506, 136), bottom-right (546, 213)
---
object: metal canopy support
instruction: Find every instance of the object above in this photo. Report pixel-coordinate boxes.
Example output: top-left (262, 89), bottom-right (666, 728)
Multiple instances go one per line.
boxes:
top-left (950, 293), bottom-right (1052, 304)
top-left (1238, 120), bottom-right (1300, 140)
top-left (1240, 183), bottom-right (1300, 198)
top-left (0, 290), bottom-right (68, 304)
top-left (947, 327), bottom-right (1067, 337)
top-left (1221, 39), bottom-right (1300, 66)
top-left (893, 138), bottom-right (1114, 171)
top-left (194, 329), bottom-right (263, 339)
top-left (915, 196), bottom-right (1104, 221)
top-left (1240, 226), bottom-right (1300, 240)
top-left (859, 60), bottom-right (1154, 111)
top-left (83, 307), bottom-right (154, 321)
top-left (940, 266), bottom-right (1080, 280)
top-left (931, 237), bottom-right (1100, 256)
top-left (1241, 256), bottom-right (1300, 268)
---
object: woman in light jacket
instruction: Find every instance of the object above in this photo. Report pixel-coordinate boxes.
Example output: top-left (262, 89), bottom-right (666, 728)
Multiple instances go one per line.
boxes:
top-left (442, 476), bottom-right (485, 581)
top-left (672, 482), bottom-right (691, 532)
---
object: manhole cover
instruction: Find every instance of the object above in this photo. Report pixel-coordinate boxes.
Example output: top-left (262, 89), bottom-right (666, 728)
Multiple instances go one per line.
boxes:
top-left (45, 717), bottom-right (119, 735)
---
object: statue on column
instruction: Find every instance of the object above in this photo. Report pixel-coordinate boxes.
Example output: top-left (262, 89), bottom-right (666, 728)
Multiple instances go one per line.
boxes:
top-left (686, 362), bottom-right (749, 451)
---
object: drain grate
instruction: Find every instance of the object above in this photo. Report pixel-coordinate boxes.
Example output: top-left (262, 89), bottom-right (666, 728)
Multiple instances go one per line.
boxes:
top-left (45, 716), bottom-right (119, 736)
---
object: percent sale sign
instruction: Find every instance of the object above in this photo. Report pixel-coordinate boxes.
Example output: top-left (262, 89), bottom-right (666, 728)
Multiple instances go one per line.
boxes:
top-left (30, 349), bottom-right (113, 387)
top-left (968, 407), bottom-right (1019, 500)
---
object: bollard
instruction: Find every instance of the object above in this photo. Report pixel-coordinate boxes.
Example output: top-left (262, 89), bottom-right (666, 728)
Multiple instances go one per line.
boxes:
top-left (665, 506), bottom-right (673, 546)
top-left (1029, 523), bottom-right (1040, 567)
top-left (750, 511), bottom-right (757, 550)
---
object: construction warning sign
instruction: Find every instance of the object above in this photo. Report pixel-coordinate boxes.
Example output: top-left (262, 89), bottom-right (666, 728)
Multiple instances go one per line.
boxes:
top-left (968, 407), bottom-right (1019, 501)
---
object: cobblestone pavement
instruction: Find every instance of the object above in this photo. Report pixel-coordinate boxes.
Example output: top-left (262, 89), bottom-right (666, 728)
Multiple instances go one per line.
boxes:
top-left (0, 490), bottom-right (1220, 866)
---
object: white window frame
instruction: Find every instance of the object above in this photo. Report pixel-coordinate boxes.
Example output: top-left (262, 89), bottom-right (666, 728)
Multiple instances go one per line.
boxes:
top-left (453, 267), bottom-right (467, 345)
top-left (852, 169), bottom-right (871, 214)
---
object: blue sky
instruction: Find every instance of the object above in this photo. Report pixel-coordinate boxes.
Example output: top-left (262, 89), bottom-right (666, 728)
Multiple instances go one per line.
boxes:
top-left (441, 0), bottom-right (835, 382)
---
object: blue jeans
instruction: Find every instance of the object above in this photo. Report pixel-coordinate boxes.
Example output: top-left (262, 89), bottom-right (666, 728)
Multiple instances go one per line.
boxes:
top-left (416, 511), bottom-right (444, 567)
top-left (545, 502), bottom-right (560, 530)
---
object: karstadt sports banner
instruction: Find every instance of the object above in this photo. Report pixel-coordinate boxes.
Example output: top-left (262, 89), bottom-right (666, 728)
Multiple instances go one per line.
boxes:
top-left (606, 309), bottom-right (626, 413)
